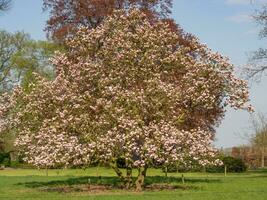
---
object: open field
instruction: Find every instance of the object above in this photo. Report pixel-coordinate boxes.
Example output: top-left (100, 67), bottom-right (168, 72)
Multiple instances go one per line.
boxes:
top-left (0, 168), bottom-right (266, 200)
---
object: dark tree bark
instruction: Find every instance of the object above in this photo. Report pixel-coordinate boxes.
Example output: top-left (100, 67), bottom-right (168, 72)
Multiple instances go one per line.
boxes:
top-left (135, 167), bottom-right (147, 191)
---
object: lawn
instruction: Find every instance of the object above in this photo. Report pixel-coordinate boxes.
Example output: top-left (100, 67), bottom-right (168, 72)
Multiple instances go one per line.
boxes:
top-left (0, 167), bottom-right (266, 200)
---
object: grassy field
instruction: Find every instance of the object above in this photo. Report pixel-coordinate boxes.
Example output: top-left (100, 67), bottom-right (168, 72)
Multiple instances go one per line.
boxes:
top-left (0, 167), bottom-right (266, 200)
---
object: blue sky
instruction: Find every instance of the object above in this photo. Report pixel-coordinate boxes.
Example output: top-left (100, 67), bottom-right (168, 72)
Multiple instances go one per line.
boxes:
top-left (0, 0), bottom-right (267, 148)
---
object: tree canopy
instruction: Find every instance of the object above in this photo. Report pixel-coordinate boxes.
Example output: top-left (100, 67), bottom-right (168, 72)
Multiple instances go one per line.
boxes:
top-left (250, 113), bottom-right (267, 168)
top-left (43, 0), bottom-right (173, 42)
top-left (0, 9), bottom-right (252, 191)
top-left (0, 30), bottom-right (61, 92)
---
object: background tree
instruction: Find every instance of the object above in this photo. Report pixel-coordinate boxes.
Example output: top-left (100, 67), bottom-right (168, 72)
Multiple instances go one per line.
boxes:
top-left (0, 30), bottom-right (61, 157)
top-left (0, 30), bottom-right (61, 92)
top-left (0, 0), bottom-right (11, 12)
top-left (250, 113), bottom-right (267, 168)
top-left (0, 31), bottom-right (28, 91)
top-left (245, 4), bottom-right (267, 79)
top-left (43, 0), bottom-right (173, 42)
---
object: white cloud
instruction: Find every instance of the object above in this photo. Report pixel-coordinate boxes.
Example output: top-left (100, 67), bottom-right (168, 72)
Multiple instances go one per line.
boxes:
top-left (225, 0), bottom-right (267, 5)
top-left (225, 0), bottom-right (251, 5)
top-left (245, 28), bottom-right (260, 34)
top-left (226, 14), bottom-right (253, 23)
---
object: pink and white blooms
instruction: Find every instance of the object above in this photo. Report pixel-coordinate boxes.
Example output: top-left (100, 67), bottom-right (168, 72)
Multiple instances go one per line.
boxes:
top-left (0, 9), bottom-right (252, 190)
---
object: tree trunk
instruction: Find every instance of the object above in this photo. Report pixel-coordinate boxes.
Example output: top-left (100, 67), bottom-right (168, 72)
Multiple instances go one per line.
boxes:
top-left (110, 162), bottom-right (125, 182)
top-left (45, 166), bottom-right (48, 177)
top-left (181, 174), bottom-right (185, 184)
top-left (165, 166), bottom-right (168, 178)
top-left (261, 147), bottom-right (265, 168)
top-left (111, 161), bottom-right (134, 189)
top-left (135, 167), bottom-right (147, 192)
top-left (125, 165), bottom-right (133, 189)
top-left (143, 167), bottom-right (147, 177)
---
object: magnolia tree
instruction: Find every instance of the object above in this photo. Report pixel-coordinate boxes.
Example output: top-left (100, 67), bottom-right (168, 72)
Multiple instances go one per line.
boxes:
top-left (0, 10), bottom-right (252, 191)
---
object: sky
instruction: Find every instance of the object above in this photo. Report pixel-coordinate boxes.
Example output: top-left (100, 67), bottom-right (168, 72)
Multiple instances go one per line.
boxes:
top-left (0, 0), bottom-right (267, 148)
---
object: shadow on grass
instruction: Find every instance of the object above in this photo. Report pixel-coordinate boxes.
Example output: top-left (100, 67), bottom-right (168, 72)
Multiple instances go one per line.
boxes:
top-left (18, 176), bottom-right (121, 188)
top-left (146, 176), bottom-right (220, 184)
top-left (246, 174), bottom-right (267, 178)
top-left (18, 175), bottom-right (220, 189)
top-left (249, 168), bottom-right (267, 174)
top-left (239, 169), bottom-right (267, 178)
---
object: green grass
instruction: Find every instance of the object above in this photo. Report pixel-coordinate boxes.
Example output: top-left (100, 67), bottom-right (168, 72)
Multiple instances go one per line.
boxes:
top-left (0, 167), bottom-right (267, 200)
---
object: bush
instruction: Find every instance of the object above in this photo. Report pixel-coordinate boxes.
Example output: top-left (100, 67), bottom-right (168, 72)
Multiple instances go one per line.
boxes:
top-left (162, 165), bottom-right (202, 173)
top-left (0, 152), bottom-right (10, 166)
top-left (223, 156), bottom-right (247, 172)
top-left (2, 158), bottom-right (10, 166)
top-left (207, 156), bottom-right (247, 173)
top-left (161, 156), bottom-right (247, 173)
top-left (0, 153), bottom-right (34, 168)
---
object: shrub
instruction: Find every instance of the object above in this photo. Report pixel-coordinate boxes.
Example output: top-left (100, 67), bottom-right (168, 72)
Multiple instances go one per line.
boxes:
top-left (0, 152), bottom-right (10, 166)
top-left (223, 156), bottom-right (247, 172)
top-left (207, 156), bottom-right (247, 173)
top-left (162, 165), bottom-right (202, 173)
top-left (2, 158), bottom-right (10, 167)
top-left (162, 156), bottom-right (247, 173)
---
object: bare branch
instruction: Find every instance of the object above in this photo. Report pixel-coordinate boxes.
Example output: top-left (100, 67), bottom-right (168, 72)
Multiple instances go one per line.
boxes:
top-left (245, 4), bottom-right (267, 80)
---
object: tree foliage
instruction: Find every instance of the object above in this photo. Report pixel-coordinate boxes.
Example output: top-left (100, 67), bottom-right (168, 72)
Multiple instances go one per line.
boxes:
top-left (43, 0), bottom-right (173, 42)
top-left (250, 113), bottom-right (267, 168)
top-left (0, 30), bottom-right (61, 154)
top-left (0, 30), bottom-right (60, 92)
top-left (0, 31), bottom-right (29, 91)
top-left (207, 156), bottom-right (247, 173)
top-left (0, 10), bottom-right (252, 190)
